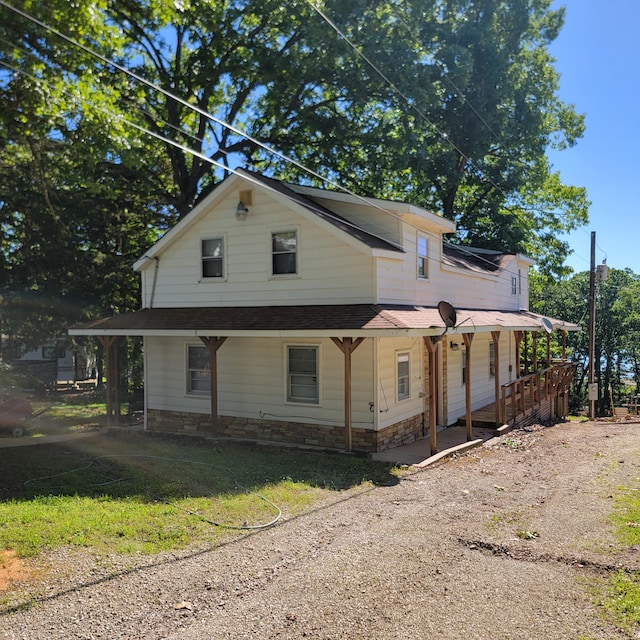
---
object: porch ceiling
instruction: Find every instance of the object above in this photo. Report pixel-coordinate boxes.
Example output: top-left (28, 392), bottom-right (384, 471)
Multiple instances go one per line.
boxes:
top-left (68, 304), bottom-right (580, 338)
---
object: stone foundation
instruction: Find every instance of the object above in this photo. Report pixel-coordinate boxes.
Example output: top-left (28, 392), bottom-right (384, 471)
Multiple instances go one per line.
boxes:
top-left (147, 409), bottom-right (425, 454)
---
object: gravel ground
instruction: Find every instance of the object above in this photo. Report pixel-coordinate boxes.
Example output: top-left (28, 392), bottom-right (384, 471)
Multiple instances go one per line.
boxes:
top-left (1, 419), bottom-right (639, 639)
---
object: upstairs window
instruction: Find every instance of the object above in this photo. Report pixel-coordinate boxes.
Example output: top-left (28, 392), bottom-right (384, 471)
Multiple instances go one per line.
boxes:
top-left (272, 230), bottom-right (297, 275)
top-left (417, 236), bottom-right (428, 279)
top-left (187, 345), bottom-right (210, 395)
top-left (202, 238), bottom-right (224, 278)
top-left (397, 352), bottom-right (410, 400)
top-left (511, 275), bottom-right (517, 295)
top-left (287, 346), bottom-right (318, 404)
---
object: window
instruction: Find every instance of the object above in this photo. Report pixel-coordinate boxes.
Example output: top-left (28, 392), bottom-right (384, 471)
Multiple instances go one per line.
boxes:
top-left (417, 236), bottom-right (428, 279)
top-left (42, 343), bottom-right (65, 359)
top-left (462, 350), bottom-right (467, 385)
top-left (202, 238), bottom-right (224, 278)
top-left (518, 269), bottom-right (522, 294)
top-left (272, 231), bottom-right (297, 275)
top-left (187, 345), bottom-right (210, 394)
top-left (397, 352), bottom-right (410, 400)
top-left (489, 342), bottom-right (495, 378)
top-left (511, 276), bottom-right (517, 295)
top-left (287, 346), bottom-right (318, 403)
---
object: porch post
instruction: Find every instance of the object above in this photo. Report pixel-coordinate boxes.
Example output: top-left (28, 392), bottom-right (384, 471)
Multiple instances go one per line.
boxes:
top-left (98, 336), bottom-right (122, 426)
top-left (331, 337), bottom-right (365, 452)
top-left (423, 336), bottom-right (439, 456)
top-left (514, 331), bottom-right (523, 377)
top-left (200, 336), bottom-right (227, 432)
top-left (532, 331), bottom-right (538, 371)
top-left (546, 332), bottom-right (551, 368)
top-left (561, 330), bottom-right (567, 361)
top-left (491, 331), bottom-right (501, 426)
top-left (463, 333), bottom-right (474, 441)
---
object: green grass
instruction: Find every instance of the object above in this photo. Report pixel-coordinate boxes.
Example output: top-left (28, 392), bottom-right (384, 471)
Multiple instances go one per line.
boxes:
top-left (0, 431), bottom-right (401, 558)
top-left (590, 474), bottom-right (640, 633)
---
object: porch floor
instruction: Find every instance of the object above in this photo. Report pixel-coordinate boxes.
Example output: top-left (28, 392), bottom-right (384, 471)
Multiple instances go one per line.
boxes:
top-left (372, 424), bottom-right (502, 466)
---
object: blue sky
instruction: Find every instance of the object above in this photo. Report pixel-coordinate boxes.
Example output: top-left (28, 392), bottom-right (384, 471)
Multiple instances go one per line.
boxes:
top-left (548, 1), bottom-right (639, 275)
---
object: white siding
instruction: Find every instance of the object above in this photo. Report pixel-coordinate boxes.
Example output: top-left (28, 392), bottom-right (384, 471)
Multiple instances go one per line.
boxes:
top-left (375, 337), bottom-right (424, 430)
top-left (140, 188), bottom-right (375, 308)
top-left (145, 336), bottom-right (376, 430)
top-left (375, 224), bottom-right (528, 310)
top-left (445, 332), bottom-right (518, 425)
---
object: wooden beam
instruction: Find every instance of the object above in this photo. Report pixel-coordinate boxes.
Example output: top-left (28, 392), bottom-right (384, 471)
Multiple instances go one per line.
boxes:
top-left (97, 336), bottom-right (122, 426)
top-left (200, 336), bottom-right (227, 432)
top-left (561, 330), bottom-right (567, 361)
top-left (462, 333), bottom-right (474, 441)
top-left (331, 337), bottom-right (365, 452)
top-left (491, 331), bottom-right (501, 426)
top-left (514, 331), bottom-right (523, 377)
top-left (423, 337), bottom-right (439, 456)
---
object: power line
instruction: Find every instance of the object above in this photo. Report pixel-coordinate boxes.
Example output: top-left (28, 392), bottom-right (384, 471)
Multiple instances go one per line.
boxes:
top-left (0, 0), bottom-right (535, 280)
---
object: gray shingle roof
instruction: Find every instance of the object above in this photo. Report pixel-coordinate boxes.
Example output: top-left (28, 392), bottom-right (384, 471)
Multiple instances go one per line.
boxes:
top-left (70, 304), bottom-right (579, 336)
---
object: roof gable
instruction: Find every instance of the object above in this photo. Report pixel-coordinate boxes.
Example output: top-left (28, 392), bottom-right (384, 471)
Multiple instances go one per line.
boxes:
top-left (134, 169), bottom-right (403, 271)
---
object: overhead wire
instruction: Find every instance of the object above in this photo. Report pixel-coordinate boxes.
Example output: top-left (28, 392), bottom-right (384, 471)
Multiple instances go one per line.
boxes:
top-left (0, 0), bottom-right (535, 281)
top-left (304, 0), bottom-right (596, 272)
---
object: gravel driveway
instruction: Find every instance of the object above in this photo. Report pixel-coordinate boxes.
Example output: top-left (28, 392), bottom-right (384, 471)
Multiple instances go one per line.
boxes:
top-left (1, 420), bottom-right (639, 639)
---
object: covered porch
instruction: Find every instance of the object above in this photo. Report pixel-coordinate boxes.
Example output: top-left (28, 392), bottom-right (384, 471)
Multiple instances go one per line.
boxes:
top-left (70, 304), bottom-right (579, 458)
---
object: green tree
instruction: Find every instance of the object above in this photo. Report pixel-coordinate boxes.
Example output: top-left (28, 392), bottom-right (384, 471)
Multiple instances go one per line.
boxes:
top-left (0, 0), bottom-right (589, 351)
top-left (532, 268), bottom-right (640, 415)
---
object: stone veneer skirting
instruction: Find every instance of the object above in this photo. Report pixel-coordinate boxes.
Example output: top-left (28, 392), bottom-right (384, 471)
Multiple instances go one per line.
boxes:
top-left (146, 409), bottom-right (425, 454)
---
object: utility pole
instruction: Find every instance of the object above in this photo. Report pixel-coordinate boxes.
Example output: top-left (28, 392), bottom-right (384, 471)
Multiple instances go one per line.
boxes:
top-left (588, 232), bottom-right (596, 420)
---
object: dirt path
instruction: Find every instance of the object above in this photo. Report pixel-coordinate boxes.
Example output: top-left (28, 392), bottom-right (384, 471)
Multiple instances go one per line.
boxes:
top-left (1, 420), bottom-right (639, 639)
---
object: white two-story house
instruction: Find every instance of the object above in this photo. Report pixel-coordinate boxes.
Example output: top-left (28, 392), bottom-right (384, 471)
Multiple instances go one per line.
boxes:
top-left (70, 169), bottom-right (577, 454)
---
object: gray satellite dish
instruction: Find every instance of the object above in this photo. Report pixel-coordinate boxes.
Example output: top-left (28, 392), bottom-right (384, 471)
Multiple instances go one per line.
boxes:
top-left (437, 300), bottom-right (457, 329)
top-left (541, 317), bottom-right (554, 334)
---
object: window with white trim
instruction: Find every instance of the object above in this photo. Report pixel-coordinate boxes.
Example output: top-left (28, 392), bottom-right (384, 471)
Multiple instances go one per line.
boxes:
top-left (187, 345), bottom-right (210, 395)
top-left (287, 346), bottom-right (318, 404)
top-left (272, 230), bottom-right (297, 275)
top-left (511, 275), bottom-right (517, 295)
top-left (397, 352), bottom-right (410, 400)
top-left (201, 238), bottom-right (224, 279)
top-left (417, 235), bottom-right (428, 279)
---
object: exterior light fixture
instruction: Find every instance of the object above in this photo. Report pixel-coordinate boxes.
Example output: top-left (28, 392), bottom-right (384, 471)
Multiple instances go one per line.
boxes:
top-left (235, 202), bottom-right (249, 220)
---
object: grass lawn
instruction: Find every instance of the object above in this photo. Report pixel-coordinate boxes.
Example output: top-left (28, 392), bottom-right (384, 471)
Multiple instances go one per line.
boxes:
top-left (0, 410), bottom-right (402, 559)
top-left (593, 479), bottom-right (640, 633)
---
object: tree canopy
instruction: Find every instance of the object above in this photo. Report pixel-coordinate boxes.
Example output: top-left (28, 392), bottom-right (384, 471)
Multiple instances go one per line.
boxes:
top-left (0, 0), bottom-right (589, 346)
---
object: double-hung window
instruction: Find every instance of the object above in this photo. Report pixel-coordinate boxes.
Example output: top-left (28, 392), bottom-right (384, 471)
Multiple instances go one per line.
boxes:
top-left (397, 352), bottom-right (410, 401)
top-left (187, 345), bottom-right (210, 395)
top-left (417, 236), bottom-right (428, 279)
top-left (287, 346), bottom-right (318, 404)
top-left (201, 238), bottom-right (224, 279)
top-left (272, 231), bottom-right (297, 275)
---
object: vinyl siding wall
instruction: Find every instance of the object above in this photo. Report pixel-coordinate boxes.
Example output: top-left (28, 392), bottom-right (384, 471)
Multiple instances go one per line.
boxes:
top-left (141, 188), bottom-right (375, 308)
top-left (375, 225), bottom-right (529, 310)
top-left (375, 337), bottom-right (425, 431)
top-left (445, 332), bottom-right (517, 425)
top-left (145, 336), bottom-right (376, 431)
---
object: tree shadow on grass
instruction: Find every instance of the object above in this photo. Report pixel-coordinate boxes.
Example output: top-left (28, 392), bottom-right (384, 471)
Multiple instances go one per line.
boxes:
top-left (0, 431), bottom-right (402, 503)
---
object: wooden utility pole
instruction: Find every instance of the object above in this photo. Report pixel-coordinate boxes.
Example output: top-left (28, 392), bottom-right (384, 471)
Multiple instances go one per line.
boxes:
top-left (588, 231), bottom-right (596, 420)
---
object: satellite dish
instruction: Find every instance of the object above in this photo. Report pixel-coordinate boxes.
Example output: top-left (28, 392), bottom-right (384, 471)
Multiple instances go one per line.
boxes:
top-left (541, 317), bottom-right (554, 334)
top-left (437, 300), bottom-right (457, 329)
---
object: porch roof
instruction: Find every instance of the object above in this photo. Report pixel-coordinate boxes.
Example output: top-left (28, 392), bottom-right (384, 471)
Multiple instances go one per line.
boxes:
top-left (69, 304), bottom-right (580, 339)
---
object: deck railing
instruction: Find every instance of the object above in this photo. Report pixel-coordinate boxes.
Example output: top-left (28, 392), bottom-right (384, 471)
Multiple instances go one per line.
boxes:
top-left (500, 362), bottom-right (576, 426)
